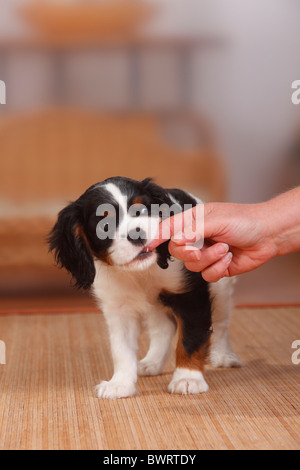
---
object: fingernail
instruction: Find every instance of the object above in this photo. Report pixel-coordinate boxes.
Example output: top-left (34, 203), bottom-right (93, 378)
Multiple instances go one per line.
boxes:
top-left (182, 246), bottom-right (201, 259)
top-left (191, 251), bottom-right (201, 261)
top-left (183, 246), bottom-right (199, 252)
top-left (215, 243), bottom-right (229, 255)
top-left (223, 252), bottom-right (233, 264)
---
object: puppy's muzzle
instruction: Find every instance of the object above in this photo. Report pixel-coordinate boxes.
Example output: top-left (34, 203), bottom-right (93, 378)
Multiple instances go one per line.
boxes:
top-left (127, 228), bottom-right (147, 246)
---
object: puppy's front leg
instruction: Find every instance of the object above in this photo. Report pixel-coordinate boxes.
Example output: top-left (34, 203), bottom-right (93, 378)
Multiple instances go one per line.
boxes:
top-left (160, 286), bottom-right (212, 395)
top-left (95, 308), bottom-right (139, 399)
top-left (209, 278), bottom-right (242, 368)
top-left (168, 317), bottom-right (210, 395)
top-left (138, 304), bottom-right (176, 377)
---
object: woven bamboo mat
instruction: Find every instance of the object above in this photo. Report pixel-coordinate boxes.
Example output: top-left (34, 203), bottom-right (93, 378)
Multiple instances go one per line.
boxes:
top-left (0, 307), bottom-right (299, 450)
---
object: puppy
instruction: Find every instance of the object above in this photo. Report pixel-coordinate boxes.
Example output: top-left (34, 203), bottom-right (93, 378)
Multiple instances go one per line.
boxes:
top-left (49, 177), bottom-right (241, 399)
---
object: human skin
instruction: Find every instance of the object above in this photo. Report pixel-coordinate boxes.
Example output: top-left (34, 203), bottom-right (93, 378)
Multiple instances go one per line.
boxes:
top-left (147, 187), bottom-right (300, 282)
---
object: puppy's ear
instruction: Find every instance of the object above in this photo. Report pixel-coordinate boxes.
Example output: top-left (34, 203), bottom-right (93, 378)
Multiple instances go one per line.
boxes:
top-left (48, 202), bottom-right (95, 290)
top-left (141, 178), bottom-right (174, 269)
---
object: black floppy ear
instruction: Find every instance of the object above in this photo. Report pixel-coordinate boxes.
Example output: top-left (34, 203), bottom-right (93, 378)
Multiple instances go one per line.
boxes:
top-left (141, 178), bottom-right (174, 270)
top-left (48, 202), bottom-right (95, 290)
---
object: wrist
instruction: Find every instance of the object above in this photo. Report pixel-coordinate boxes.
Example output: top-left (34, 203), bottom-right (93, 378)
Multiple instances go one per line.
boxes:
top-left (262, 188), bottom-right (300, 257)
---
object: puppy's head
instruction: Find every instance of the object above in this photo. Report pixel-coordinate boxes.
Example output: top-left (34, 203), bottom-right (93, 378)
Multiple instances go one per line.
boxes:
top-left (48, 177), bottom-right (178, 289)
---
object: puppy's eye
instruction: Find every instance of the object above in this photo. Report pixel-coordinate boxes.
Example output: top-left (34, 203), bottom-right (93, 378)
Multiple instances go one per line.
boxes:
top-left (130, 204), bottom-right (148, 217)
top-left (96, 217), bottom-right (115, 240)
top-left (140, 207), bottom-right (148, 215)
top-left (136, 207), bottom-right (147, 217)
top-left (99, 219), bottom-right (112, 232)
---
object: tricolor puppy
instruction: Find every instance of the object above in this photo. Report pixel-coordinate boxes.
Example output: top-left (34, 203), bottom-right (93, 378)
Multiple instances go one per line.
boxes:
top-left (49, 177), bottom-right (241, 399)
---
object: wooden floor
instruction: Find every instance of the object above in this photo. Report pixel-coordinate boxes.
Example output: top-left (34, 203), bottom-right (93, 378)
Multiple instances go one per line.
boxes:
top-left (0, 307), bottom-right (299, 450)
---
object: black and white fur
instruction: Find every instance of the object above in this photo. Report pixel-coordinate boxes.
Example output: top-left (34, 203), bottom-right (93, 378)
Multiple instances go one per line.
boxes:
top-left (49, 177), bottom-right (241, 399)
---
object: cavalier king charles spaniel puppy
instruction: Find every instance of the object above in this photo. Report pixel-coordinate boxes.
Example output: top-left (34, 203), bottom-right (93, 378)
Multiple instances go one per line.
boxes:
top-left (49, 177), bottom-right (241, 399)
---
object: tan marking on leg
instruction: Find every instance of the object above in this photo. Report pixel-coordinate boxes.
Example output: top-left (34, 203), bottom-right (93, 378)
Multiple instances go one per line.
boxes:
top-left (175, 318), bottom-right (210, 372)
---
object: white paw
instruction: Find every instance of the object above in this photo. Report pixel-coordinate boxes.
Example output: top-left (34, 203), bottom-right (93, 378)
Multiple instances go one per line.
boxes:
top-left (95, 380), bottom-right (136, 399)
top-left (138, 359), bottom-right (163, 376)
top-left (210, 349), bottom-right (242, 368)
top-left (168, 368), bottom-right (209, 395)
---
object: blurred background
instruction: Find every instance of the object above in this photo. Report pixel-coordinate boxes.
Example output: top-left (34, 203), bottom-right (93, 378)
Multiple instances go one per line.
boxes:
top-left (0, 0), bottom-right (299, 311)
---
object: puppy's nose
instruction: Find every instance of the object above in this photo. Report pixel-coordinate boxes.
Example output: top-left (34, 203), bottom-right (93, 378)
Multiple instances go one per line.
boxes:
top-left (127, 228), bottom-right (147, 246)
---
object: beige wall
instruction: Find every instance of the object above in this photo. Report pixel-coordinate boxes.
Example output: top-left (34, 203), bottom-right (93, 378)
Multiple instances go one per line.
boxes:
top-left (0, 0), bottom-right (300, 202)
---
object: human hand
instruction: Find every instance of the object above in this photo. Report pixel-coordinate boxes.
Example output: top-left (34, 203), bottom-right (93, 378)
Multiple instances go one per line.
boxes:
top-left (147, 201), bottom-right (279, 282)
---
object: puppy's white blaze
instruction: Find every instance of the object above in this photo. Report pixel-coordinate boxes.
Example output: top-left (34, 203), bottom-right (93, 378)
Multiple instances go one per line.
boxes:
top-left (103, 181), bottom-right (129, 241)
top-left (104, 182), bottom-right (136, 265)
top-left (104, 182), bottom-right (127, 212)
top-left (104, 182), bottom-right (161, 267)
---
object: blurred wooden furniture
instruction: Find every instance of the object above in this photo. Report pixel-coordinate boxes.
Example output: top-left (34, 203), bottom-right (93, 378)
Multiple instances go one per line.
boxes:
top-left (19, 0), bottom-right (155, 40)
top-left (0, 17), bottom-right (223, 112)
top-left (0, 108), bottom-right (226, 293)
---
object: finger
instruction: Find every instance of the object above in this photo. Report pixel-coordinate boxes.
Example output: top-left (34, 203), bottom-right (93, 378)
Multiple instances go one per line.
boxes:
top-left (147, 206), bottom-right (203, 251)
top-left (146, 211), bottom-right (190, 251)
top-left (200, 252), bottom-right (233, 282)
top-left (168, 244), bottom-right (202, 263)
top-left (169, 241), bottom-right (230, 267)
top-left (170, 204), bottom-right (204, 245)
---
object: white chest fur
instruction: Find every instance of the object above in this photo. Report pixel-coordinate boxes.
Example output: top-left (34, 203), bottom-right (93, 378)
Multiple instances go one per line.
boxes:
top-left (92, 258), bottom-right (184, 313)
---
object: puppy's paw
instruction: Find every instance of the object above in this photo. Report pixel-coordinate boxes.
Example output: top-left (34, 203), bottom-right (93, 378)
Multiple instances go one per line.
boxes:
top-left (95, 380), bottom-right (136, 399)
top-left (210, 349), bottom-right (242, 368)
top-left (168, 368), bottom-right (209, 395)
top-left (138, 359), bottom-right (163, 376)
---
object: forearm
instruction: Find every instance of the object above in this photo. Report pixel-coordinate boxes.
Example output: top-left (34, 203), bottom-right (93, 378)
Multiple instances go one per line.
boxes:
top-left (264, 187), bottom-right (300, 257)
top-left (149, 187), bottom-right (300, 282)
